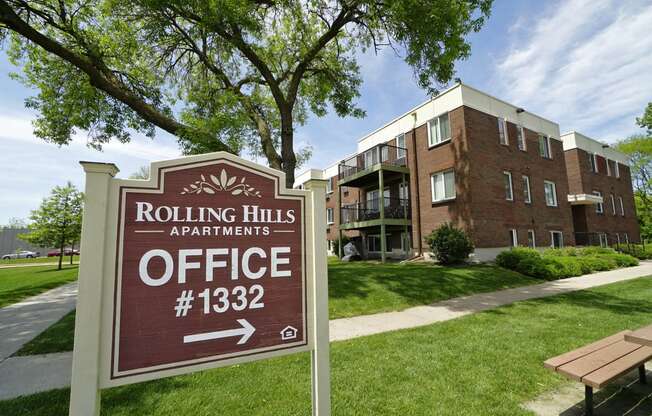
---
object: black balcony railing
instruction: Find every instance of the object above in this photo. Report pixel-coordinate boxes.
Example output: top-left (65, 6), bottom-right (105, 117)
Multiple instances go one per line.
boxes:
top-left (338, 143), bottom-right (408, 180)
top-left (340, 197), bottom-right (411, 224)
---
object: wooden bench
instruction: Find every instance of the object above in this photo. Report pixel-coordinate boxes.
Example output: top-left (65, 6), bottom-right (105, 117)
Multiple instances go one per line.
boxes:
top-left (544, 330), bottom-right (652, 415)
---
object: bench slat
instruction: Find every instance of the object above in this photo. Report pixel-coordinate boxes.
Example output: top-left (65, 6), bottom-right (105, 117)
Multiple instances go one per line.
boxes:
top-left (556, 340), bottom-right (641, 381)
top-left (582, 346), bottom-right (652, 388)
top-left (544, 331), bottom-right (632, 370)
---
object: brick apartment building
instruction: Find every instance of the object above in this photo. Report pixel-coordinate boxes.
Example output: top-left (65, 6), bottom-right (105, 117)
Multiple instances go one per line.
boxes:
top-left (296, 83), bottom-right (640, 261)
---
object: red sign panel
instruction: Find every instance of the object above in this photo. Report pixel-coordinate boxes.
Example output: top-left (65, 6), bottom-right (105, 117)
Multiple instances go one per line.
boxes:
top-left (111, 159), bottom-right (307, 379)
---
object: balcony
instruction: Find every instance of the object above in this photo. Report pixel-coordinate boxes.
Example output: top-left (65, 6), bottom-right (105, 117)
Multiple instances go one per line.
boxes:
top-left (339, 197), bottom-right (411, 230)
top-left (338, 143), bottom-right (409, 187)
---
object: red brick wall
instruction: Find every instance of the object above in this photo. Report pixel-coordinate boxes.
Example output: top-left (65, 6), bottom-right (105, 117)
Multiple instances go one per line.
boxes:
top-left (564, 148), bottom-right (640, 242)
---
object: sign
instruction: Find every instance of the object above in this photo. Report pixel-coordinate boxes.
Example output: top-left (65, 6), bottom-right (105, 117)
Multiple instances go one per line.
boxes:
top-left (69, 153), bottom-right (330, 415)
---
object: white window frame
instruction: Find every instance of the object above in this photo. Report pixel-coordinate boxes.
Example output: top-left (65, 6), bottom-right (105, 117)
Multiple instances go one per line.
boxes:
top-left (610, 194), bottom-right (616, 215)
top-left (606, 159), bottom-right (612, 176)
top-left (430, 169), bottom-right (456, 203)
top-left (367, 234), bottom-right (391, 253)
top-left (624, 233), bottom-right (629, 244)
top-left (509, 229), bottom-right (518, 247)
top-left (503, 171), bottom-right (514, 201)
top-left (427, 113), bottom-right (451, 147)
top-left (517, 125), bottom-right (526, 151)
top-left (399, 182), bottom-right (409, 206)
top-left (615, 162), bottom-right (620, 178)
top-left (544, 180), bottom-right (558, 207)
top-left (593, 190), bottom-right (603, 214)
top-left (498, 117), bottom-right (509, 145)
top-left (326, 207), bottom-right (334, 224)
top-left (618, 196), bottom-right (624, 216)
top-left (599, 233), bottom-right (608, 248)
top-left (589, 153), bottom-right (597, 173)
top-left (396, 133), bottom-right (406, 159)
top-left (527, 229), bottom-right (536, 248)
top-left (326, 177), bottom-right (334, 194)
top-left (539, 135), bottom-right (552, 159)
top-left (522, 175), bottom-right (532, 204)
top-left (550, 231), bottom-right (564, 248)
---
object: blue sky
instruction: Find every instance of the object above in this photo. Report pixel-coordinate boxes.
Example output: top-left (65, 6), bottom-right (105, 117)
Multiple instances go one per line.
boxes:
top-left (1, 0), bottom-right (651, 224)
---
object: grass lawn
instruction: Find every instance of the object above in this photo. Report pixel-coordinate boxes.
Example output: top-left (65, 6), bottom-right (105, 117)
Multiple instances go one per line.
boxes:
top-left (2, 275), bottom-right (651, 415)
top-left (14, 311), bottom-right (76, 356)
top-left (0, 265), bottom-right (78, 308)
top-left (328, 258), bottom-right (538, 318)
top-left (17, 260), bottom-right (537, 356)
top-left (0, 255), bottom-right (79, 265)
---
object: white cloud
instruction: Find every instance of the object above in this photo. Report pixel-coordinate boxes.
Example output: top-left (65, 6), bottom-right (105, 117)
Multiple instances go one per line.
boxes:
top-left (495, 0), bottom-right (652, 141)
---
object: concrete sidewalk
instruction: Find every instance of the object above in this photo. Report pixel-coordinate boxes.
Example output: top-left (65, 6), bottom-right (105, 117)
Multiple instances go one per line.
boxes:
top-left (0, 282), bottom-right (78, 361)
top-left (1, 262), bottom-right (651, 400)
top-left (330, 261), bottom-right (652, 341)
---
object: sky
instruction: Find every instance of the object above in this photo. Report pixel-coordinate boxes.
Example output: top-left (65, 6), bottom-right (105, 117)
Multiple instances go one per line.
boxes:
top-left (1, 0), bottom-right (651, 224)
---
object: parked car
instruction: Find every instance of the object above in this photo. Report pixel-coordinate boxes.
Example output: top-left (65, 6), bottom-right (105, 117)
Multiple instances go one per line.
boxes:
top-left (47, 248), bottom-right (80, 257)
top-left (1, 249), bottom-right (39, 260)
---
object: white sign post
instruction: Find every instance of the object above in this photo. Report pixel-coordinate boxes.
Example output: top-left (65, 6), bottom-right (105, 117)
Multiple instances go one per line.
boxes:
top-left (69, 152), bottom-right (330, 415)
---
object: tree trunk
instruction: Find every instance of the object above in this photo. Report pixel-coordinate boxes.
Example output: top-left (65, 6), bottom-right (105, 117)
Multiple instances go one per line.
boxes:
top-left (70, 241), bottom-right (74, 265)
top-left (58, 233), bottom-right (65, 271)
top-left (280, 111), bottom-right (297, 189)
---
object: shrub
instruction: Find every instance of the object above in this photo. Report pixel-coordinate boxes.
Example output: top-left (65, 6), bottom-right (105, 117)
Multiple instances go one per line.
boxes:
top-left (583, 255), bottom-right (617, 271)
top-left (543, 247), bottom-right (579, 257)
top-left (600, 253), bottom-right (639, 267)
top-left (516, 257), bottom-right (552, 279)
top-left (495, 247), bottom-right (540, 270)
top-left (578, 246), bottom-right (615, 256)
top-left (617, 244), bottom-right (652, 260)
top-left (425, 223), bottom-right (474, 265)
top-left (543, 257), bottom-right (584, 278)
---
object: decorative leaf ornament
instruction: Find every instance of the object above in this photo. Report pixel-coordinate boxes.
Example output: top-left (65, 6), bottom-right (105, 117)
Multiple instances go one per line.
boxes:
top-left (180, 169), bottom-right (262, 197)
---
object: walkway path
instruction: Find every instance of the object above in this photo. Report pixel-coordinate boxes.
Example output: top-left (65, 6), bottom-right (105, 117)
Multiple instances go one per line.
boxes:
top-left (0, 262), bottom-right (78, 269)
top-left (1, 262), bottom-right (651, 400)
top-left (0, 282), bottom-right (77, 361)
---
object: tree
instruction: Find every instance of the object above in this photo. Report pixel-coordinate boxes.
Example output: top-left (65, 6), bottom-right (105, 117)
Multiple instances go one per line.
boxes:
top-left (616, 134), bottom-right (652, 241)
top-left (20, 182), bottom-right (84, 269)
top-left (129, 165), bottom-right (150, 180)
top-left (0, 0), bottom-right (492, 187)
top-left (0, 217), bottom-right (27, 230)
top-left (638, 102), bottom-right (652, 134)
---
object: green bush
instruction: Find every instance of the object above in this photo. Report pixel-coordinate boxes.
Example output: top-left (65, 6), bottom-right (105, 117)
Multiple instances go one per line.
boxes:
top-left (516, 257), bottom-right (552, 279)
top-left (583, 255), bottom-right (617, 271)
top-left (543, 257), bottom-right (584, 278)
top-left (425, 223), bottom-right (474, 265)
top-left (599, 253), bottom-right (639, 267)
top-left (617, 244), bottom-right (652, 260)
top-left (495, 247), bottom-right (540, 270)
top-left (578, 246), bottom-right (615, 256)
top-left (543, 247), bottom-right (579, 257)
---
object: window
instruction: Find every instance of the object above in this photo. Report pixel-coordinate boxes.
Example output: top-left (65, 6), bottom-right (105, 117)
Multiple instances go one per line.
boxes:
top-left (326, 177), bottom-right (334, 194)
top-left (589, 153), bottom-right (597, 173)
top-left (431, 170), bottom-right (456, 202)
top-left (396, 134), bottom-right (406, 159)
top-left (618, 196), bottom-right (624, 216)
top-left (498, 117), bottom-right (509, 145)
top-left (522, 175), bottom-right (532, 204)
top-left (363, 149), bottom-right (375, 168)
top-left (509, 229), bottom-right (518, 247)
top-left (615, 162), bottom-right (620, 178)
top-left (607, 159), bottom-right (617, 177)
top-left (527, 230), bottom-right (536, 248)
top-left (610, 194), bottom-right (616, 215)
top-left (550, 231), bottom-right (564, 248)
top-left (381, 145), bottom-right (389, 162)
top-left (400, 232), bottom-right (410, 252)
top-left (599, 233), bottom-right (608, 248)
top-left (366, 189), bottom-right (379, 211)
top-left (326, 208), bottom-right (334, 224)
top-left (624, 233), bottom-right (629, 244)
top-left (367, 234), bottom-right (391, 253)
top-left (544, 181), bottom-right (558, 207)
top-left (399, 183), bottom-right (409, 206)
top-left (427, 113), bottom-right (451, 147)
top-left (538, 135), bottom-right (552, 159)
top-left (593, 191), bottom-right (603, 214)
top-left (517, 125), bottom-right (526, 151)
top-left (503, 171), bottom-right (514, 201)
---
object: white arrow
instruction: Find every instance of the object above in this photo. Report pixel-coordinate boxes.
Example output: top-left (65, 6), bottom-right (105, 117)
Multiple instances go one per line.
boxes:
top-left (183, 319), bottom-right (256, 345)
